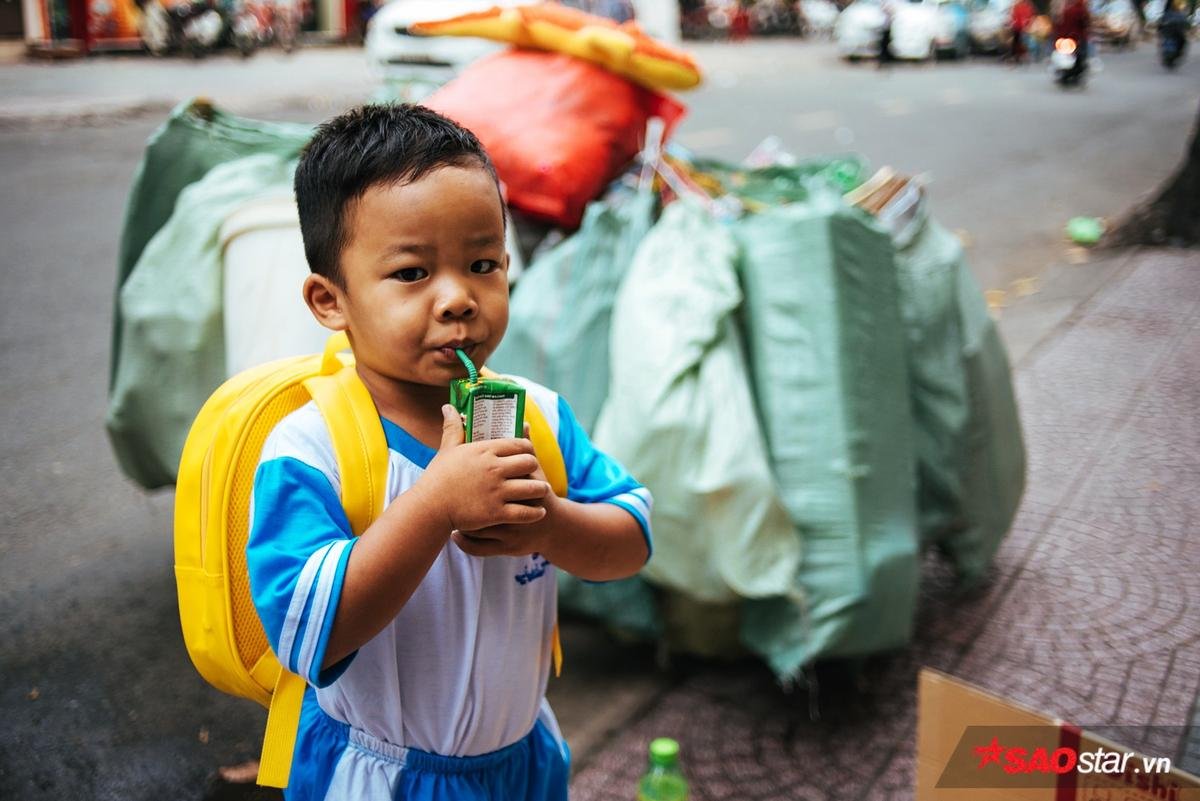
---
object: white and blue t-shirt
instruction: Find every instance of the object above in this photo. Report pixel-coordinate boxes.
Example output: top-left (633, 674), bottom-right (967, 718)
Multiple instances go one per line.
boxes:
top-left (247, 377), bottom-right (652, 770)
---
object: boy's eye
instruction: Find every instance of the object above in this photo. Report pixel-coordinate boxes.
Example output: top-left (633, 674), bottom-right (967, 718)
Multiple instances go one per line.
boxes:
top-left (392, 267), bottom-right (427, 283)
top-left (471, 259), bottom-right (500, 275)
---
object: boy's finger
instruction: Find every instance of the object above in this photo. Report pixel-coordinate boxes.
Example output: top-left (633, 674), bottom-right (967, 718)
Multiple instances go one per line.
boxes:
top-left (439, 404), bottom-right (465, 449)
top-left (523, 421), bottom-right (531, 440)
top-left (486, 437), bottom-right (537, 457)
top-left (503, 479), bottom-right (551, 503)
top-left (500, 502), bottom-right (548, 525)
top-left (452, 531), bottom-right (507, 557)
top-left (455, 528), bottom-right (503, 543)
top-left (495, 453), bottom-right (540, 478)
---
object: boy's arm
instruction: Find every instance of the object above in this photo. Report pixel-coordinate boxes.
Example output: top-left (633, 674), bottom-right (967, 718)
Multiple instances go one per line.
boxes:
top-left (321, 406), bottom-right (549, 669)
top-left (536, 497), bottom-right (649, 580)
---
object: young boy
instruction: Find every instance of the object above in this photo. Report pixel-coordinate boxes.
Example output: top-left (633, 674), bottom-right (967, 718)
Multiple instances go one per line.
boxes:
top-left (247, 104), bottom-right (653, 801)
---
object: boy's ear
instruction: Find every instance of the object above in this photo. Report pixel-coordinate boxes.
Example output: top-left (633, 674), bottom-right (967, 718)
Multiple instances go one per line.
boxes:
top-left (302, 273), bottom-right (348, 331)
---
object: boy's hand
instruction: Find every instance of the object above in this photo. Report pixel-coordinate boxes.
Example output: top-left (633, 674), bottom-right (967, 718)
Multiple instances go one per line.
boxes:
top-left (451, 511), bottom-right (557, 558)
top-left (421, 405), bottom-right (550, 533)
top-left (453, 423), bottom-right (560, 557)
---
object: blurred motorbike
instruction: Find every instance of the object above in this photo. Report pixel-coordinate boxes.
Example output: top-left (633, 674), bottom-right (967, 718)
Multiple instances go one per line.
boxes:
top-left (750, 0), bottom-right (802, 35)
top-left (226, 0), bottom-right (265, 55)
top-left (140, 0), bottom-right (224, 56)
top-left (223, 0), bottom-right (300, 55)
top-left (1051, 36), bottom-right (1087, 85)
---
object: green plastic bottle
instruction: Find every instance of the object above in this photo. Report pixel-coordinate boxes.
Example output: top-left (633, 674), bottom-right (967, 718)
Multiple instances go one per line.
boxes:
top-left (637, 738), bottom-right (688, 801)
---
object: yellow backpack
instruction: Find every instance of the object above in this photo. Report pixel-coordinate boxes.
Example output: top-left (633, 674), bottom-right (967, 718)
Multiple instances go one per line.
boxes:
top-left (174, 332), bottom-right (567, 788)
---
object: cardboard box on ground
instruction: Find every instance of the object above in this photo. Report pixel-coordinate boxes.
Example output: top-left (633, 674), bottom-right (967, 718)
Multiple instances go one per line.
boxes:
top-left (916, 668), bottom-right (1200, 801)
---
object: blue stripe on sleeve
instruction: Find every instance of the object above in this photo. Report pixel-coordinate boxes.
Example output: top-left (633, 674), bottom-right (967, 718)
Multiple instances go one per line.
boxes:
top-left (288, 542), bottom-right (335, 674)
top-left (312, 540), bottom-right (356, 686)
top-left (556, 396), bottom-right (653, 561)
top-left (248, 457), bottom-right (357, 683)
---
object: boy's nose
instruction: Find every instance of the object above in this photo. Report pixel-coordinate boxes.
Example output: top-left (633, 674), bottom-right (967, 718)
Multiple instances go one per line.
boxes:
top-left (436, 286), bottom-right (478, 320)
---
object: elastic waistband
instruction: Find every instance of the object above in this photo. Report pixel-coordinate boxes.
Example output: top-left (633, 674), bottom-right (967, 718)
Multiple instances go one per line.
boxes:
top-left (347, 723), bottom-right (540, 775)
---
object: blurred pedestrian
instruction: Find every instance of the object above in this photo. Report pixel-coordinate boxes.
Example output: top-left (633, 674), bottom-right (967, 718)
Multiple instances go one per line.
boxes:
top-left (731, 0), bottom-right (753, 41)
top-left (1029, 12), bottom-right (1053, 60)
top-left (1008, 0), bottom-right (1035, 62)
top-left (878, 0), bottom-right (895, 66)
top-left (1158, 0), bottom-right (1189, 57)
top-left (353, 0), bottom-right (379, 43)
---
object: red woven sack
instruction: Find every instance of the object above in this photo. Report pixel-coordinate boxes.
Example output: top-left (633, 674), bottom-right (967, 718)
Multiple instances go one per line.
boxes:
top-left (425, 49), bottom-right (686, 229)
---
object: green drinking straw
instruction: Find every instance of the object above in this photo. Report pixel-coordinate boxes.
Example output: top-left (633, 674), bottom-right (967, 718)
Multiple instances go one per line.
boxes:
top-left (455, 348), bottom-right (478, 383)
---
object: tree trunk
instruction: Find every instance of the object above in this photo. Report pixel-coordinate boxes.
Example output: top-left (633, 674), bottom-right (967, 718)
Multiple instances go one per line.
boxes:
top-left (1104, 101), bottom-right (1200, 248)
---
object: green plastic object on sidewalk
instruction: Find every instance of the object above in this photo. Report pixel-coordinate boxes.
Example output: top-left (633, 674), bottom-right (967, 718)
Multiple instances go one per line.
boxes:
top-left (1065, 216), bottom-right (1105, 246)
top-left (637, 738), bottom-right (688, 801)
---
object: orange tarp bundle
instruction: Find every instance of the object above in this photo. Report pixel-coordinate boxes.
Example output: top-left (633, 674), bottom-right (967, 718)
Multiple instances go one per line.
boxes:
top-left (409, 2), bottom-right (703, 91)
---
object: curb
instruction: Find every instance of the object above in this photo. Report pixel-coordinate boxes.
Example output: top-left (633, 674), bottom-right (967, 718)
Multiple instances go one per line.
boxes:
top-left (0, 99), bottom-right (177, 130)
top-left (0, 91), bottom-right (369, 130)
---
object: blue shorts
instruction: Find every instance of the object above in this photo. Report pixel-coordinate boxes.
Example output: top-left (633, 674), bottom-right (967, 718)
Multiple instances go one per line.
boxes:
top-left (285, 695), bottom-right (571, 801)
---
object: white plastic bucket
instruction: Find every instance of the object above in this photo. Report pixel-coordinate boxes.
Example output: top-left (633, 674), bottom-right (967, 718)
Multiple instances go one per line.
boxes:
top-left (219, 195), bottom-right (329, 377)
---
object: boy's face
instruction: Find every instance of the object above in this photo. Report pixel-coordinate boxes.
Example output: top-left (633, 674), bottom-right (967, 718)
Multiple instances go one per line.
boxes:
top-left (310, 164), bottom-right (509, 395)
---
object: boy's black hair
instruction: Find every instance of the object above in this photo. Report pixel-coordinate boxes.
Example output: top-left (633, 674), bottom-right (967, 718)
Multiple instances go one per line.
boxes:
top-left (294, 103), bottom-right (500, 287)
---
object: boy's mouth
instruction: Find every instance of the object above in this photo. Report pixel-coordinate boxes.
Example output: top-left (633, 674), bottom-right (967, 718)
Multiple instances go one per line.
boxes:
top-left (434, 340), bottom-right (476, 363)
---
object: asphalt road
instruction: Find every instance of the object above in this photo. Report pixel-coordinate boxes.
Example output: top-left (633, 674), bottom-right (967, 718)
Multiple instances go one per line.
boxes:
top-left (677, 39), bottom-right (1199, 296)
top-left (0, 39), bottom-right (1196, 800)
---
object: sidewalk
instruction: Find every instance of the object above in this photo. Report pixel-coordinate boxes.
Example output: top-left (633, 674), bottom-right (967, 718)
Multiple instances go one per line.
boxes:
top-left (549, 246), bottom-right (1200, 800)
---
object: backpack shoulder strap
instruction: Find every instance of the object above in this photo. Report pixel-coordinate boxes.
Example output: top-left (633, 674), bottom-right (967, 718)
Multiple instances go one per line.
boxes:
top-left (258, 333), bottom-right (389, 789)
top-left (523, 397), bottom-right (568, 500)
top-left (304, 341), bottom-right (390, 534)
top-left (522, 393), bottom-right (566, 678)
top-left (257, 669), bottom-right (307, 788)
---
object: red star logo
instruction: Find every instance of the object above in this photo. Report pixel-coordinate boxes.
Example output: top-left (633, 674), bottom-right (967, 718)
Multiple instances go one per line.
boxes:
top-left (974, 736), bottom-right (1004, 769)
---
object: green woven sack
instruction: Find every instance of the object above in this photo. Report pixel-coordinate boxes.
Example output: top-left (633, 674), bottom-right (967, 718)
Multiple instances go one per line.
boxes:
top-left (945, 246), bottom-right (1026, 584)
top-left (107, 100), bottom-right (312, 489)
top-left (891, 199), bottom-right (1025, 586)
top-left (107, 154), bottom-right (299, 489)
top-left (111, 99), bottom-right (312, 390)
top-left (594, 200), bottom-right (802, 607)
top-left (489, 186), bottom-right (661, 637)
top-left (734, 187), bottom-right (920, 678)
top-left (489, 188), bottom-right (656, 434)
